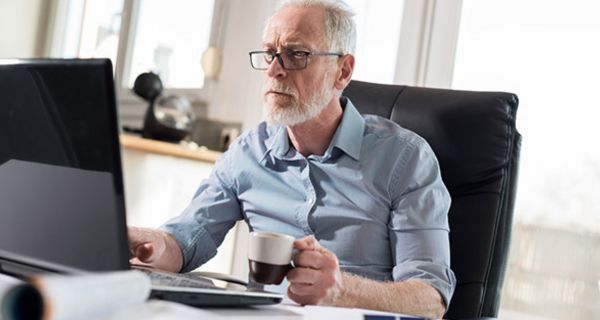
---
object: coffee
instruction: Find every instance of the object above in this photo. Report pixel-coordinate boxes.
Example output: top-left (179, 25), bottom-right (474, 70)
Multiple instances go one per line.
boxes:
top-left (247, 232), bottom-right (294, 285)
top-left (248, 260), bottom-right (292, 284)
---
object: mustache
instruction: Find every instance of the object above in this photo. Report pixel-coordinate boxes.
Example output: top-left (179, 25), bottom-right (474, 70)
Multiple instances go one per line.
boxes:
top-left (264, 82), bottom-right (297, 97)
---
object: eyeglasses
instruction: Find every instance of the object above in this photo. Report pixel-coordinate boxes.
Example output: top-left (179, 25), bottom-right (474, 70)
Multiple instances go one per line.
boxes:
top-left (249, 49), bottom-right (343, 70)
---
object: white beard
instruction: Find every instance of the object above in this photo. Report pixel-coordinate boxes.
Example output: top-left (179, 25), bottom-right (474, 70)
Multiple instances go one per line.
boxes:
top-left (263, 75), bottom-right (334, 127)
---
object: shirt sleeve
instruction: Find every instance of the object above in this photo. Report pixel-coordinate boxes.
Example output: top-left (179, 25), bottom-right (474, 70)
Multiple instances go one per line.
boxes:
top-left (159, 149), bottom-right (243, 272)
top-left (388, 137), bottom-right (456, 308)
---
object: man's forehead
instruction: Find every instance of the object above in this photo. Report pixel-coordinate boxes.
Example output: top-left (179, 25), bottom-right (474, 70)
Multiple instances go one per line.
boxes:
top-left (263, 6), bottom-right (326, 47)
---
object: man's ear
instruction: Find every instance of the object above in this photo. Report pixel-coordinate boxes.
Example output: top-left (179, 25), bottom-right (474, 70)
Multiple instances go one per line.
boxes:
top-left (334, 54), bottom-right (355, 91)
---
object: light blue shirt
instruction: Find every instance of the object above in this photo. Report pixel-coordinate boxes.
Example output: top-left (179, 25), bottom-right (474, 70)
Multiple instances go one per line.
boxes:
top-left (161, 98), bottom-right (456, 305)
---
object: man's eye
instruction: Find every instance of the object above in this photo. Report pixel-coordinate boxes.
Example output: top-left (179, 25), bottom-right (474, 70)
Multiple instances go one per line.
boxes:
top-left (290, 51), bottom-right (307, 59)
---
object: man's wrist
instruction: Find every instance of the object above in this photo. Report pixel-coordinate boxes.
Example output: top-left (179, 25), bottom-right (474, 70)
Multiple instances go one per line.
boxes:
top-left (335, 272), bottom-right (359, 308)
top-left (162, 232), bottom-right (184, 272)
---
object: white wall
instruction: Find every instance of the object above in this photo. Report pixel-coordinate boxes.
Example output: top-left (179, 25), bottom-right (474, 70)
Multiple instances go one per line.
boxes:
top-left (207, 0), bottom-right (280, 131)
top-left (0, 0), bottom-right (47, 58)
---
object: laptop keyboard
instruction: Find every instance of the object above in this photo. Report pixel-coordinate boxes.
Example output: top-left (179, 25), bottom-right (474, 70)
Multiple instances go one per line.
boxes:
top-left (137, 268), bottom-right (222, 290)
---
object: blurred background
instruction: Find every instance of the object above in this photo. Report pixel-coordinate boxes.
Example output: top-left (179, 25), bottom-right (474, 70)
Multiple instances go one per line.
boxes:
top-left (1, 0), bottom-right (598, 318)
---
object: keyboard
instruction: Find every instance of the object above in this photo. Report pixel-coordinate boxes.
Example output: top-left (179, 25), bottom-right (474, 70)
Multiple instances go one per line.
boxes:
top-left (135, 267), bottom-right (223, 290)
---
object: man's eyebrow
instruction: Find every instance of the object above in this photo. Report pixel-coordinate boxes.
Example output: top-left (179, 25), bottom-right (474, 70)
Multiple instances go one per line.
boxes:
top-left (261, 42), bottom-right (309, 50)
top-left (282, 42), bottom-right (305, 48)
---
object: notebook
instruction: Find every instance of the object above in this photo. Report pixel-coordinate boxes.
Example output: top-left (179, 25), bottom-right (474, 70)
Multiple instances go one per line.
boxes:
top-left (0, 58), bottom-right (282, 307)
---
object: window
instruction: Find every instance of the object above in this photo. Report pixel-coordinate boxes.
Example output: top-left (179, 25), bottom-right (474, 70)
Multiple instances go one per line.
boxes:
top-left (57, 0), bottom-right (124, 69)
top-left (452, 0), bottom-right (600, 318)
top-left (126, 0), bottom-right (215, 89)
top-left (49, 0), bottom-right (220, 99)
top-left (345, 0), bottom-right (405, 84)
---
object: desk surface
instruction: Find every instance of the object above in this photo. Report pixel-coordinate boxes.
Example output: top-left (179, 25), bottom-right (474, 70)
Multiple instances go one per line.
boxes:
top-left (120, 135), bottom-right (223, 163)
top-left (100, 299), bottom-right (425, 320)
top-left (104, 302), bottom-right (499, 320)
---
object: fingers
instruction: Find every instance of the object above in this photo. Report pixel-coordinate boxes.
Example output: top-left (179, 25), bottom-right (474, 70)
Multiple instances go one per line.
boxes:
top-left (287, 287), bottom-right (321, 306)
top-left (288, 283), bottom-right (327, 300)
top-left (287, 269), bottom-right (340, 306)
top-left (293, 235), bottom-right (321, 251)
top-left (127, 227), bottom-right (148, 247)
top-left (129, 257), bottom-right (152, 268)
top-left (127, 227), bottom-right (183, 272)
top-left (287, 266), bottom-right (321, 285)
top-left (286, 236), bottom-right (343, 306)
top-left (293, 236), bottom-right (338, 270)
top-left (293, 250), bottom-right (338, 270)
top-left (128, 227), bottom-right (164, 263)
top-left (128, 226), bottom-right (156, 246)
top-left (133, 242), bottom-right (154, 261)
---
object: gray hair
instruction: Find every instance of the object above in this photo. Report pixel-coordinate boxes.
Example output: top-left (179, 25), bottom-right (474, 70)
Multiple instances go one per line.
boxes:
top-left (266, 0), bottom-right (357, 54)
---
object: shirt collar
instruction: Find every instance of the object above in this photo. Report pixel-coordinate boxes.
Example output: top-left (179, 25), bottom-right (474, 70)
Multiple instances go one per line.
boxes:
top-left (326, 97), bottom-right (364, 161)
top-left (261, 97), bottom-right (365, 163)
top-left (270, 126), bottom-right (291, 159)
top-left (260, 126), bottom-right (290, 165)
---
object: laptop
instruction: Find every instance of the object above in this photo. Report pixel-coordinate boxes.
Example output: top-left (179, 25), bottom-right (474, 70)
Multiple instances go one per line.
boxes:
top-left (0, 58), bottom-right (282, 307)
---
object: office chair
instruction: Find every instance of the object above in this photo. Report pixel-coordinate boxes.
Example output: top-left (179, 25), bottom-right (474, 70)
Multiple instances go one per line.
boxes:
top-left (343, 80), bottom-right (521, 320)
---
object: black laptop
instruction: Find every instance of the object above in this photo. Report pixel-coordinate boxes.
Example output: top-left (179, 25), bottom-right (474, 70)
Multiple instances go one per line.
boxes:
top-left (0, 58), bottom-right (282, 306)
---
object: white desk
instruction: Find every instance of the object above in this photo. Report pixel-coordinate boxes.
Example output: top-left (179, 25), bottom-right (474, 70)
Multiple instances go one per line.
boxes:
top-left (1, 272), bottom-right (423, 320)
top-left (101, 300), bottom-right (421, 320)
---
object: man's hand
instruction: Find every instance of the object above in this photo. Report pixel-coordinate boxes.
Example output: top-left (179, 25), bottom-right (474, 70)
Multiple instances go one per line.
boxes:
top-left (286, 235), bottom-right (345, 306)
top-left (128, 226), bottom-right (183, 273)
top-left (285, 235), bottom-right (445, 318)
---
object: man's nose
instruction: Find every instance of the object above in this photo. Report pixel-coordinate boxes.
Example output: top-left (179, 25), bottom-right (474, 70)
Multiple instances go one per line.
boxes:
top-left (266, 55), bottom-right (286, 79)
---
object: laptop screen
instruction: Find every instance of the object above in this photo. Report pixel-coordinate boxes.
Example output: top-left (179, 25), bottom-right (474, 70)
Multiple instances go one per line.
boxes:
top-left (0, 59), bottom-right (129, 275)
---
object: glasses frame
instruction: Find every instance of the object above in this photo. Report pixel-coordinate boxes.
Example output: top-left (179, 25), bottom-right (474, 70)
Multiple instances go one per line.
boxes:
top-left (249, 49), bottom-right (343, 70)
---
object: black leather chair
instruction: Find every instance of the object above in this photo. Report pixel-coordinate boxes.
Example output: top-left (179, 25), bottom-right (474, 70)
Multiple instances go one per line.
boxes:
top-left (343, 80), bottom-right (521, 320)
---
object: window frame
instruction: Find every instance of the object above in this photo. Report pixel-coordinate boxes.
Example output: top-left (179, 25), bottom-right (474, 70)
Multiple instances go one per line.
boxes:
top-left (393, 0), bottom-right (463, 88)
top-left (44, 0), bottom-right (230, 105)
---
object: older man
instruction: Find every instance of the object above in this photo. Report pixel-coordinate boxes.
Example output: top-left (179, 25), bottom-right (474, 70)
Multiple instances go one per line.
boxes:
top-left (129, 0), bottom-right (455, 318)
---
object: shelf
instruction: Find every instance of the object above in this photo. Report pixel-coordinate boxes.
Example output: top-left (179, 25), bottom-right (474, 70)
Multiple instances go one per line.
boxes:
top-left (120, 134), bottom-right (222, 163)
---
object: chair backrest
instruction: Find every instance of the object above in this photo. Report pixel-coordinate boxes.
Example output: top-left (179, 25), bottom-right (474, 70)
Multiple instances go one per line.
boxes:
top-left (343, 80), bottom-right (521, 319)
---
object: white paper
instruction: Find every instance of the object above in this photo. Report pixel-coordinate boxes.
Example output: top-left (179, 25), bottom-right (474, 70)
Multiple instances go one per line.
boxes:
top-left (0, 274), bottom-right (21, 299)
top-left (34, 270), bottom-right (151, 320)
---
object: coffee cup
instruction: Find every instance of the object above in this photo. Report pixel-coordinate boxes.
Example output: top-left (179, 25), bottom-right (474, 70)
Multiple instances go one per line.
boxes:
top-left (248, 231), bottom-right (294, 285)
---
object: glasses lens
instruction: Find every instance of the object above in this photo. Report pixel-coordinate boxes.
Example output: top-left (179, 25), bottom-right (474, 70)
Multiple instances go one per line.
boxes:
top-left (282, 51), bottom-right (306, 70)
top-left (250, 51), bottom-right (308, 70)
top-left (250, 52), bottom-right (271, 69)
